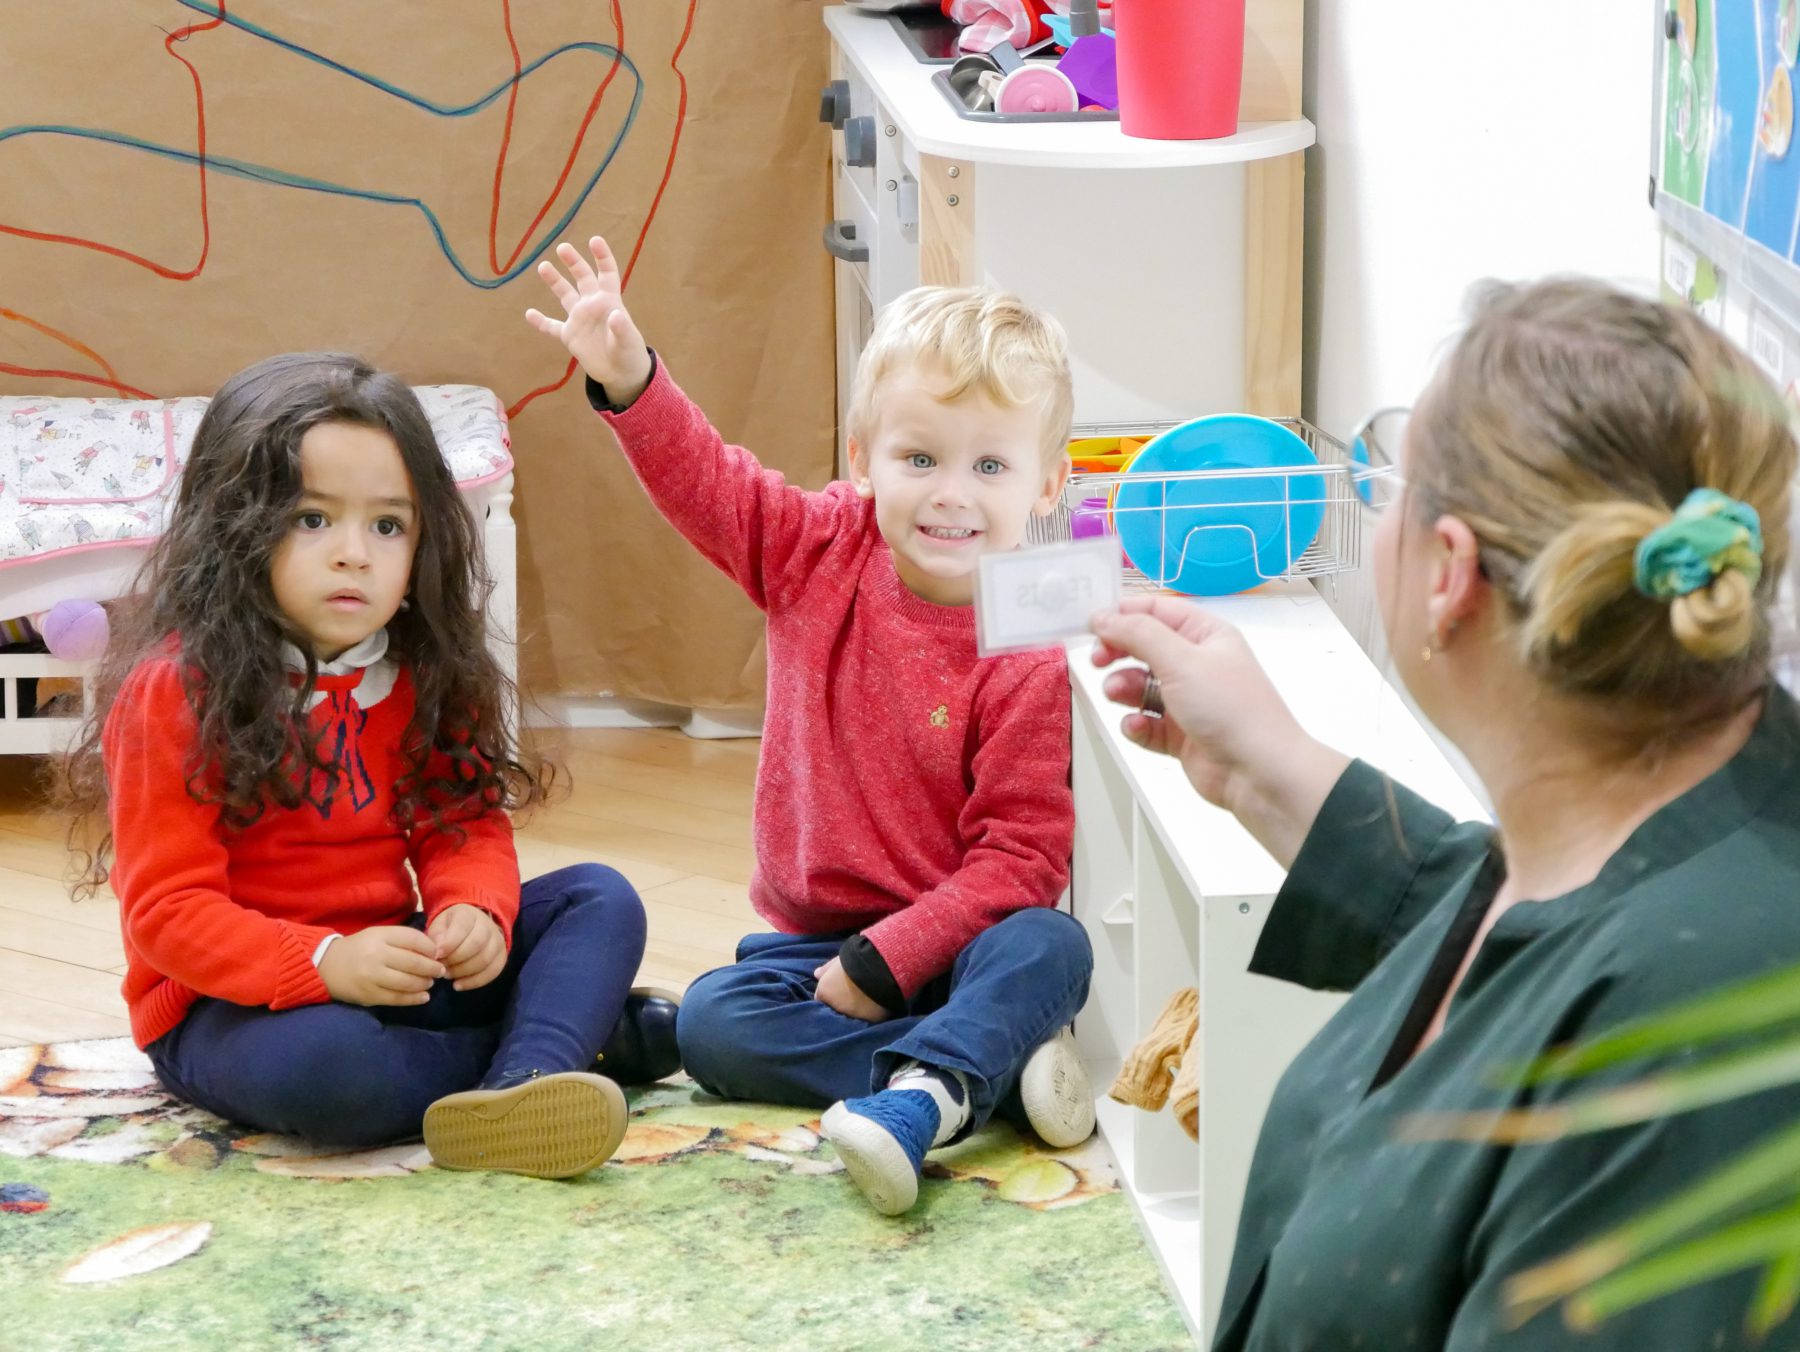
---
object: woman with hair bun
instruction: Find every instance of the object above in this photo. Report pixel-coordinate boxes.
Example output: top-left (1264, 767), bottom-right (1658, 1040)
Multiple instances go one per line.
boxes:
top-left (1091, 278), bottom-right (1800, 1348)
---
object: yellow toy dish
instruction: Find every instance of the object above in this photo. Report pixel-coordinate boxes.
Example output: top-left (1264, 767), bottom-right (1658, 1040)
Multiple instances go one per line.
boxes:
top-left (1101, 441), bottom-right (1150, 536)
top-left (1068, 434), bottom-right (1152, 473)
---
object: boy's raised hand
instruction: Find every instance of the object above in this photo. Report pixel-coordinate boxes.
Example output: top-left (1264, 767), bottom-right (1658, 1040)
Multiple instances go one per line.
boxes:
top-left (525, 236), bottom-right (655, 406)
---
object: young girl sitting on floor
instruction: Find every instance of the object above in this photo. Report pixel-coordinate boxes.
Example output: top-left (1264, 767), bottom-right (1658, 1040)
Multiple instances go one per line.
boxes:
top-left (61, 351), bottom-right (651, 1179)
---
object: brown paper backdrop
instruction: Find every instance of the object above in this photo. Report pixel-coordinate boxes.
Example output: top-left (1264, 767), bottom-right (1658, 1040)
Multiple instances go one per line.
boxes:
top-left (0, 0), bottom-right (835, 709)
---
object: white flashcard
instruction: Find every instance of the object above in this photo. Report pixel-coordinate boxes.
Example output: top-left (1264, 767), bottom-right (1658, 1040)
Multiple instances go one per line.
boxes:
top-left (975, 537), bottom-right (1124, 657)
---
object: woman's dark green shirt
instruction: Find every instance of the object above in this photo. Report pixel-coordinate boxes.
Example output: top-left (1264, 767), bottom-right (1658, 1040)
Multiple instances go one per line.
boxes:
top-left (1216, 687), bottom-right (1800, 1351)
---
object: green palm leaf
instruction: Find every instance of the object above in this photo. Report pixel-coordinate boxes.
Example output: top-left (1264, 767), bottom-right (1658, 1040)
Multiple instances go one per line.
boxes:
top-left (1498, 1118), bottom-right (1800, 1320)
top-left (1405, 1033), bottom-right (1800, 1144)
top-left (1505, 962), bottom-right (1800, 1089)
top-left (1553, 1201), bottom-right (1800, 1333)
top-left (1748, 1248), bottom-right (1800, 1343)
top-left (1401, 963), bottom-right (1800, 1334)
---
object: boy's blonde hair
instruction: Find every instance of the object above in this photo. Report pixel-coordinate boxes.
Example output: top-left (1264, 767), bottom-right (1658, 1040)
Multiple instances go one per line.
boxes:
top-left (1411, 277), bottom-right (1794, 736)
top-left (847, 286), bottom-right (1075, 461)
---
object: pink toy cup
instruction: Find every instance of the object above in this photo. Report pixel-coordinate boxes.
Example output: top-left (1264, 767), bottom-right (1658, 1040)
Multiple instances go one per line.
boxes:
top-left (1113, 0), bottom-right (1245, 140)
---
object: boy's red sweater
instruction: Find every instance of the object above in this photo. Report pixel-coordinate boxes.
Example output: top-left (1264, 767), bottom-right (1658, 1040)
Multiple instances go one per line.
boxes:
top-left (599, 362), bottom-right (1073, 999)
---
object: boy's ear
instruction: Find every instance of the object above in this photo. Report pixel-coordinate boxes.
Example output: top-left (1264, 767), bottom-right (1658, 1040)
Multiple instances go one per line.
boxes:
top-left (846, 436), bottom-right (875, 499)
top-left (1032, 453), bottom-right (1072, 517)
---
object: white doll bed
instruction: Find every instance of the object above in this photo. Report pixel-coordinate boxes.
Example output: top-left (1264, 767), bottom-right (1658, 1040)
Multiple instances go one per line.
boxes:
top-left (0, 386), bottom-right (516, 755)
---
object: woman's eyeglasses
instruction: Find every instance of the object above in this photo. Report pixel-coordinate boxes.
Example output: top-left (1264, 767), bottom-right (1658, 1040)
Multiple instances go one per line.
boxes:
top-left (1346, 406), bottom-right (1493, 579)
top-left (1347, 405), bottom-right (1409, 514)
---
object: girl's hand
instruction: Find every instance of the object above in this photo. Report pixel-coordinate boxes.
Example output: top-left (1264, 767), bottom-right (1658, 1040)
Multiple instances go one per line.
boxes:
top-left (427, 904), bottom-right (507, 993)
top-left (318, 926), bottom-right (445, 1007)
top-left (813, 957), bottom-right (890, 1023)
top-left (524, 236), bottom-right (654, 405)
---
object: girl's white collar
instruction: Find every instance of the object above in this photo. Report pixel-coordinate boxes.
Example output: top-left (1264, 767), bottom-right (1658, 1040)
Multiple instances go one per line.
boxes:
top-left (282, 630), bottom-right (397, 709)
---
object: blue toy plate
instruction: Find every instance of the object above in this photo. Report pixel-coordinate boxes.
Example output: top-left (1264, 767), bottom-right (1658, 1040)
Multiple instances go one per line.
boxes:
top-left (1111, 416), bottom-right (1326, 595)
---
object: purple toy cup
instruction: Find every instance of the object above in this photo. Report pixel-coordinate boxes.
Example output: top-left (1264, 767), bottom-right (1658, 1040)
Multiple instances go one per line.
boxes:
top-left (1070, 496), bottom-right (1111, 539)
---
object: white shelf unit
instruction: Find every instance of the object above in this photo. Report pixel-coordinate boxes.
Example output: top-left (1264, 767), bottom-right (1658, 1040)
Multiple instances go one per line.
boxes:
top-left (1068, 581), bottom-right (1488, 1343)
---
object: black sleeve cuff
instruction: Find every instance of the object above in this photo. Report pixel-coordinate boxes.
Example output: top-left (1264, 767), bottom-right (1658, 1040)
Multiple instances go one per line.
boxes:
top-left (839, 934), bottom-right (907, 1015)
top-left (584, 349), bottom-right (659, 414)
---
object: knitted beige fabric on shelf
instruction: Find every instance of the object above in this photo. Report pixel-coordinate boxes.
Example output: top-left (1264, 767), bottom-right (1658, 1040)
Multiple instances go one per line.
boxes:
top-left (1107, 987), bottom-right (1197, 1111)
top-left (1169, 1035), bottom-right (1198, 1142)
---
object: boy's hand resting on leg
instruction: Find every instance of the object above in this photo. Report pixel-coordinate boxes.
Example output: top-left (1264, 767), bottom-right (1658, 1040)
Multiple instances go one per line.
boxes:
top-left (319, 926), bottom-right (446, 1006)
top-left (814, 957), bottom-right (891, 1023)
top-left (524, 236), bottom-right (655, 405)
top-left (428, 904), bottom-right (508, 992)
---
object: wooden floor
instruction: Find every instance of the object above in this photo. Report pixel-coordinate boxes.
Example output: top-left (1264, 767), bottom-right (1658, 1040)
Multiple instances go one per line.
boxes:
top-left (0, 727), bottom-right (760, 1050)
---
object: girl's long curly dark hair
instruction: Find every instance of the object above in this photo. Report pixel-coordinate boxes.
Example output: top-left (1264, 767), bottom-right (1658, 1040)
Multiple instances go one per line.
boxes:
top-left (61, 351), bottom-right (549, 895)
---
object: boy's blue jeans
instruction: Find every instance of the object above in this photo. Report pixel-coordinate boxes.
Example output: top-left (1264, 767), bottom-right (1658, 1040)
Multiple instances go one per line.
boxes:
top-left (147, 863), bottom-right (646, 1148)
top-left (676, 906), bottom-right (1092, 1139)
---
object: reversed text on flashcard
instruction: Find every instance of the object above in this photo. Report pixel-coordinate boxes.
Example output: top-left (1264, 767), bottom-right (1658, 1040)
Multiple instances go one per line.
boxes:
top-left (976, 538), bottom-right (1124, 657)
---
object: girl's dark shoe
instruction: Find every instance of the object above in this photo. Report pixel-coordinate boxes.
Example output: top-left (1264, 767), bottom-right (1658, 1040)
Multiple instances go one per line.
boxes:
top-left (597, 985), bottom-right (682, 1085)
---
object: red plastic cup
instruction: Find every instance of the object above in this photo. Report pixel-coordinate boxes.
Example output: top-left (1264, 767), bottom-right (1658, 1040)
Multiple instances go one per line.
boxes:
top-left (1114, 0), bottom-right (1246, 140)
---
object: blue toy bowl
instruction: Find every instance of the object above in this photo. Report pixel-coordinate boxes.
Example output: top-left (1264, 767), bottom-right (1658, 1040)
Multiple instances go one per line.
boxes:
top-left (1111, 416), bottom-right (1326, 595)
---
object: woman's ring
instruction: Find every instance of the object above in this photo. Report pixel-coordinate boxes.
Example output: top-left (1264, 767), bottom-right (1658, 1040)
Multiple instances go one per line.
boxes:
top-left (1140, 673), bottom-right (1165, 718)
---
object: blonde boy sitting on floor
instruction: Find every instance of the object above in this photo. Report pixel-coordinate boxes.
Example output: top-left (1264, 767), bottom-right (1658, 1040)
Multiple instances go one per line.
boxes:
top-left (526, 238), bottom-right (1095, 1215)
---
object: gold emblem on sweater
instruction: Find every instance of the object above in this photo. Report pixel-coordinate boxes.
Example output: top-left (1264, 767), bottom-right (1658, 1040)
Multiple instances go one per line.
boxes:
top-left (929, 703), bottom-right (950, 729)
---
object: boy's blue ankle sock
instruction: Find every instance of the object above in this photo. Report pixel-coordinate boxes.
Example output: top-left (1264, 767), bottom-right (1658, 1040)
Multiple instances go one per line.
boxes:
top-left (887, 1063), bottom-right (970, 1146)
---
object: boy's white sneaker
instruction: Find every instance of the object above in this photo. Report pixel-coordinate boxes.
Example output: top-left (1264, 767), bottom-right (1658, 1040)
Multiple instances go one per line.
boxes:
top-left (1020, 1026), bottom-right (1095, 1148)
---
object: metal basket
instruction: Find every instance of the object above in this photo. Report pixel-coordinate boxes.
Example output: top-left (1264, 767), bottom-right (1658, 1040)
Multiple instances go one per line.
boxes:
top-left (1026, 417), bottom-right (1380, 594)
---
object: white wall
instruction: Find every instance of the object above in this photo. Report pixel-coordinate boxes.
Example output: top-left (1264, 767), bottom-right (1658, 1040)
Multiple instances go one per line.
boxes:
top-left (1300, 0), bottom-right (1667, 658)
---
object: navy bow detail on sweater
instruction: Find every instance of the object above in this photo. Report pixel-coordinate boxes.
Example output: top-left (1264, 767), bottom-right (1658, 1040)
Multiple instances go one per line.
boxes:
top-left (302, 673), bottom-right (377, 820)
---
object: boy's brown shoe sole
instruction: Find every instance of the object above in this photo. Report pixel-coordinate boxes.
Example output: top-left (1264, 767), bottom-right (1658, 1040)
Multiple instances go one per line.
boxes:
top-left (423, 1072), bottom-right (628, 1179)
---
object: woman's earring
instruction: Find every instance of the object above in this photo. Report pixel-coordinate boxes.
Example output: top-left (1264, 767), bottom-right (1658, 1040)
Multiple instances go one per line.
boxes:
top-left (1421, 644), bottom-right (1432, 663)
top-left (399, 596), bottom-right (412, 611)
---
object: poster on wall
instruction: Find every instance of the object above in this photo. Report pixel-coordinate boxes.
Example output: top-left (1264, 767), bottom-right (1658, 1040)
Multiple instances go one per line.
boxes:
top-left (1658, 0), bottom-right (1800, 318)
top-left (1661, 0), bottom-right (1800, 249)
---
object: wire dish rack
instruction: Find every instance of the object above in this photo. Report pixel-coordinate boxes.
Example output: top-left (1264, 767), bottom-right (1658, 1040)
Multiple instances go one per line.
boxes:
top-left (1026, 417), bottom-right (1381, 595)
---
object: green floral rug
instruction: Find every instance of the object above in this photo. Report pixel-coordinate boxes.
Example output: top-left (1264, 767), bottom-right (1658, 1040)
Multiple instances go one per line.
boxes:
top-left (0, 1039), bottom-right (1190, 1351)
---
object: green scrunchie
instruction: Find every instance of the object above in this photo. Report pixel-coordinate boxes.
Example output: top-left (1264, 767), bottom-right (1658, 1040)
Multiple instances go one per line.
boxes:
top-left (1633, 488), bottom-right (1764, 600)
